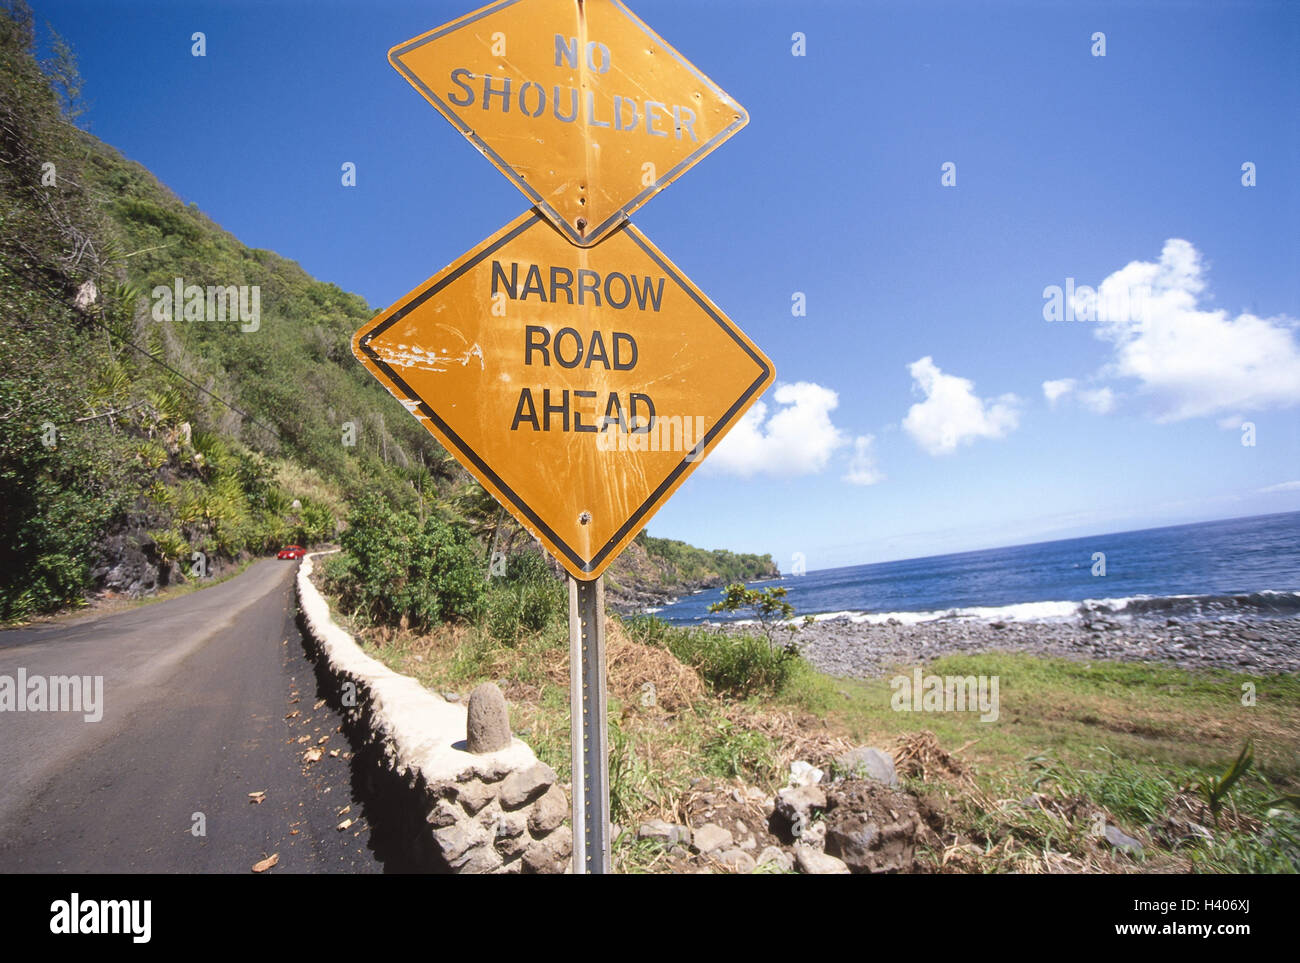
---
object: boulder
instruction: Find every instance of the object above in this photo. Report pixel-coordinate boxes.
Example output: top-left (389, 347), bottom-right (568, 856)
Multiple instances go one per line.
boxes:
top-left (716, 848), bottom-right (757, 873)
top-left (834, 746), bottom-right (898, 787)
top-left (793, 844), bottom-right (850, 875)
top-left (691, 823), bottom-right (733, 855)
top-left (638, 819), bottom-right (692, 848)
top-left (757, 846), bottom-right (794, 872)
top-left (774, 785), bottom-right (827, 831)
top-left (523, 826), bottom-right (572, 874)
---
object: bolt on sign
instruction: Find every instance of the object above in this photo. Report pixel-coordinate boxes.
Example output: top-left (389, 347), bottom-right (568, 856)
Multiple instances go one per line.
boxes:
top-left (352, 210), bottom-right (773, 581)
top-left (388, 0), bottom-right (749, 247)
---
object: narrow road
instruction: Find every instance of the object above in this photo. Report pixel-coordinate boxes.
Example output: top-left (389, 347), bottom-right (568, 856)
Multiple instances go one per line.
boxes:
top-left (0, 559), bottom-right (382, 873)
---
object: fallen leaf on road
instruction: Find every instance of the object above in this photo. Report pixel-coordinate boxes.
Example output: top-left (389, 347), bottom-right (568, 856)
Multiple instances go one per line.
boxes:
top-left (337, 819), bottom-right (353, 831)
top-left (297, 735), bottom-right (311, 744)
top-left (303, 747), bottom-right (323, 763)
top-left (284, 710), bottom-right (299, 719)
top-left (329, 750), bottom-right (340, 758)
top-left (313, 699), bottom-right (326, 709)
top-left (290, 829), bottom-right (299, 836)
top-left (338, 805), bottom-right (351, 816)
top-left (248, 791), bottom-right (266, 804)
top-left (252, 854), bottom-right (279, 873)
top-left (317, 735), bottom-right (330, 745)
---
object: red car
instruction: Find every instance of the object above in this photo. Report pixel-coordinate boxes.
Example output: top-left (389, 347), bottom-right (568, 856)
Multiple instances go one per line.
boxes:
top-left (277, 545), bottom-right (306, 560)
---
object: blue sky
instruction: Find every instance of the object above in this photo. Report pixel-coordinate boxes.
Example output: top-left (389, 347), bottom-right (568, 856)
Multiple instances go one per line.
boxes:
top-left (34, 0), bottom-right (1300, 571)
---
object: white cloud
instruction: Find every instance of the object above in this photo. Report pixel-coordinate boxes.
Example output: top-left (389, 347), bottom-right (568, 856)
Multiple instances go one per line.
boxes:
top-left (1077, 386), bottom-right (1116, 414)
top-left (707, 381), bottom-right (847, 477)
top-left (1090, 239), bottom-right (1300, 421)
top-left (843, 435), bottom-right (884, 486)
top-left (1259, 480), bottom-right (1300, 494)
top-left (1043, 378), bottom-right (1076, 405)
top-left (903, 357), bottom-right (1020, 455)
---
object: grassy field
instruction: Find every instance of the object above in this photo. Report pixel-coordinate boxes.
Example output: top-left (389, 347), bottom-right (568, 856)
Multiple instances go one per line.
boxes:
top-left (328, 581), bottom-right (1299, 874)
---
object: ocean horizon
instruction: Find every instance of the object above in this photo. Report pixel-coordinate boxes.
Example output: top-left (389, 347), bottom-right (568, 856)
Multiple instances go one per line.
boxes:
top-left (651, 510), bottom-right (1300, 627)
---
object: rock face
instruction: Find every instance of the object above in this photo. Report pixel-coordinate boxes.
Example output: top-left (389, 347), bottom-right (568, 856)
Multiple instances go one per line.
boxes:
top-left (466, 683), bottom-right (512, 753)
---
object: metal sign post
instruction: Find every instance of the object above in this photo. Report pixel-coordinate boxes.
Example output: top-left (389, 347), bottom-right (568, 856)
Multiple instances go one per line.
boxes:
top-left (568, 575), bottom-right (610, 873)
top-left (356, 0), bottom-right (771, 875)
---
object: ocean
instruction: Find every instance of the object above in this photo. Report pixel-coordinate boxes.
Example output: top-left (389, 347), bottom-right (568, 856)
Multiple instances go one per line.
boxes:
top-left (650, 511), bottom-right (1300, 626)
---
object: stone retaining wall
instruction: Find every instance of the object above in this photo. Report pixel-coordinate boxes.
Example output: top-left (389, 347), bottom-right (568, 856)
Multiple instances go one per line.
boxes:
top-left (296, 551), bottom-right (571, 873)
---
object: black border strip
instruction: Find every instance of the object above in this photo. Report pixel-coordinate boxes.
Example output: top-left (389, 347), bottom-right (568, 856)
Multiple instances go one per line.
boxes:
top-left (356, 211), bottom-right (771, 574)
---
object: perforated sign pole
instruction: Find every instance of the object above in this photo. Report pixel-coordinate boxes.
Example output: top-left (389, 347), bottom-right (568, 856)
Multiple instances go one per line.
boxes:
top-left (568, 575), bottom-right (610, 873)
top-left (364, 0), bottom-right (769, 877)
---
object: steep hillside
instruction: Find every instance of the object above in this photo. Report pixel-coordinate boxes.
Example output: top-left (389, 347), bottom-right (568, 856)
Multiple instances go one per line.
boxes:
top-left (0, 0), bottom-right (772, 620)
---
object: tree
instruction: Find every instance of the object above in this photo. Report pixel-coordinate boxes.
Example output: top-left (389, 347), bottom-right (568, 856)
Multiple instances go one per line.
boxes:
top-left (707, 583), bottom-right (809, 652)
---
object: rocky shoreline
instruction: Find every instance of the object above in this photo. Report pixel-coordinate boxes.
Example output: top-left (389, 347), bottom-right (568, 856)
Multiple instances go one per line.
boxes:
top-left (738, 614), bottom-right (1300, 678)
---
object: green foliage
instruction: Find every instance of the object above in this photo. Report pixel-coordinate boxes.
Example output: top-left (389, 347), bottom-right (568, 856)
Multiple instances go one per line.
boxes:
top-left (0, 4), bottom-right (459, 617)
top-left (637, 532), bottom-right (777, 585)
top-left (484, 552), bottom-right (566, 645)
top-left (623, 615), bottom-right (800, 699)
top-left (147, 528), bottom-right (189, 565)
top-left (1194, 739), bottom-right (1255, 827)
top-left (328, 493), bottom-right (485, 630)
top-left (708, 582), bottom-right (808, 651)
top-left (702, 718), bottom-right (780, 784)
top-left (608, 717), bottom-right (672, 826)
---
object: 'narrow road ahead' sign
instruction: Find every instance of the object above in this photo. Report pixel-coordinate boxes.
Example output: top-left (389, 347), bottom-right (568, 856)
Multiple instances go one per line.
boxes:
top-left (389, 0), bottom-right (749, 247)
top-left (351, 210), bottom-right (773, 580)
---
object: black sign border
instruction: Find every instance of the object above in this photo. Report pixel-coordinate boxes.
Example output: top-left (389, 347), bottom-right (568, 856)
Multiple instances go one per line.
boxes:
top-left (356, 211), bottom-right (772, 576)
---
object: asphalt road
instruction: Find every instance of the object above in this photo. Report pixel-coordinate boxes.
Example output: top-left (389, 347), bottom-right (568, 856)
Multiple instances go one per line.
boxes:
top-left (0, 559), bottom-right (383, 873)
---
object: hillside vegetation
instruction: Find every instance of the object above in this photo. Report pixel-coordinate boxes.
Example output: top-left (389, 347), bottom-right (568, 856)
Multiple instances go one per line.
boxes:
top-left (0, 1), bottom-right (764, 621)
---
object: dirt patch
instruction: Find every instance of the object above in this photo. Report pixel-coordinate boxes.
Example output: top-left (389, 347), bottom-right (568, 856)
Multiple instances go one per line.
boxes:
top-left (822, 778), bottom-right (945, 873)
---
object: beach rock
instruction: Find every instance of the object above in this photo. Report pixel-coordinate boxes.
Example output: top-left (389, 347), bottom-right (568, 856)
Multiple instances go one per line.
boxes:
top-left (716, 848), bottom-right (757, 873)
top-left (1104, 824), bottom-right (1144, 855)
top-left (793, 844), bottom-right (850, 875)
top-left (757, 846), bottom-right (794, 872)
top-left (638, 819), bottom-right (691, 848)
top-left (835, 746), bottom-right (898, 787)
top-left (788, 760), bottom-right (824, 786)
top-left (465, 682), bottom-right (511, 753)
top-left (691, 823), bottom-right (732, 855)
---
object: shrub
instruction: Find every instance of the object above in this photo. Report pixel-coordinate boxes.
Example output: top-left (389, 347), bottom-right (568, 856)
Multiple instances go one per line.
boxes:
top-left (623, 616), bottom-right (800, 698)
top-left (485, 551), bottom-right (566, 645)
top-left (330, 493), bottom-right (484, 630)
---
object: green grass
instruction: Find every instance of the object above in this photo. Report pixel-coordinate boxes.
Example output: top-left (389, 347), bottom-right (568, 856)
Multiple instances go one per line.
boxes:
top-left (335, 590), bottom-right (1300, 874)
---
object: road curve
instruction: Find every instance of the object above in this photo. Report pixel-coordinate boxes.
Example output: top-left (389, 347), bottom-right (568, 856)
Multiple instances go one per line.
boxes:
top-left (0, 559), bottom-right (382, 873)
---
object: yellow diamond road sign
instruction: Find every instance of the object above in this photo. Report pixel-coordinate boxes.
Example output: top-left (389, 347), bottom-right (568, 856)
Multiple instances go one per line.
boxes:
top-left (389, 0), bottom-right (749, 248)
top-left (352, 211), bottom-right (773, 580)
